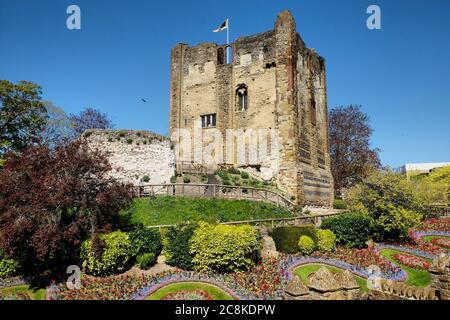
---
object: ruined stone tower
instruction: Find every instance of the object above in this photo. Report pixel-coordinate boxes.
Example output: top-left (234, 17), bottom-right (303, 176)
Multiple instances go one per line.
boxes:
top-left (169, 11), bottom-right (334, 206)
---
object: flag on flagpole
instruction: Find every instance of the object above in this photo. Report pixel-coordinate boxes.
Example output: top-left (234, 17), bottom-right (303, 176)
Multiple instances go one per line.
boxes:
top-left (213, 19), bottom-right (228, 33)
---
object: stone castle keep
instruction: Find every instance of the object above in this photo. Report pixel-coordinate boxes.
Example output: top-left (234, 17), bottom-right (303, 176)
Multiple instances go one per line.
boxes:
top-left (169, 11), bottom-right (334, 206)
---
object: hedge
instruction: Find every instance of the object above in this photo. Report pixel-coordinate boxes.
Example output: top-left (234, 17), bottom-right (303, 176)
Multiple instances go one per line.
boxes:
top-left (81, 231), bottom-right (134, 276)
top-left (164, 224), bottom-right (197, 270)
top-left (321, 213), bottom-right (373, 248)
top-left (270, 225), bottom-right (317, 254)
top-left (129, 227), bottom-right (162, 257)
top-left (190, 222), bottom-right (261, 273)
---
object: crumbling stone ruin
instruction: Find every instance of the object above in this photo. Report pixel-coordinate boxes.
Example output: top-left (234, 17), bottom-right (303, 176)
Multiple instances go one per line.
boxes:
top-left (285, 254), bottom-right (450, 300)
top-left (169, 11), bottom-right (334, 206)
top-left (285, 267), bottom-right (362, 300)
top-left (85, 129), bottom-right (175, 185)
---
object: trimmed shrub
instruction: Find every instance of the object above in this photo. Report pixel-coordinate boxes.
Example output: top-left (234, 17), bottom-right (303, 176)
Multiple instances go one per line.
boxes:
top-left (0, 250), bottom-right (19, 279)
top-left (81, 231), bottom-right (134, 276)
top-left (142, 175), bottom-right (150, 183)
top-left (183, 176), bottom-right (191, 184)
top-left (129, 227), bottom-right (162, 257)
top-left (333, 199), bottom-right (347, 210)
top-left (316, 229), bottom-right (336, 253)
top-left (240, 171), bottom-right (250, 179)
top-left (164, 224), bottom-right (197, 270)
top-left (227, 167), bottom-right (240, 175)
top-left (189, 222), bottom-right (262, 273)
top-left (298, 236), bottom-right (315, 256)
top-left (270, 225), bottom-right (317, 254)
top-left (321, 213), bottom-right (373, 248)
top-left (136, 253), bottom-right (157, 270)
top-left (170, 176), bottom-right (177, 183)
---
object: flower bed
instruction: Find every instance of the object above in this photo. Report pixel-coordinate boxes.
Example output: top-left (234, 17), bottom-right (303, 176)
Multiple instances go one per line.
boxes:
top-left (161, 289), bottom-right (214, 300)
top-left (49, 273), bottom-right (159, 300)
top-left (284, 251), bottom-right (406, 282)
top-left (311, 247), bottom-right (405, 280)
top-left (406, 230), bottom-right (450, 256)
top-left (132, 273), bottom-right (253, 300)
top-left (431, 237), bottom-right (450, 249)
top-left (392, 253), bottom-right (430, 270)
top-left (421, 218), bottom-right (450, 232)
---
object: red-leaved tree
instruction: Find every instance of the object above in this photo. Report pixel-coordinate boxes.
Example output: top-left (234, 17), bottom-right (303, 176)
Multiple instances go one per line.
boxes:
top-left (0, 140), bottom-right (132, 281)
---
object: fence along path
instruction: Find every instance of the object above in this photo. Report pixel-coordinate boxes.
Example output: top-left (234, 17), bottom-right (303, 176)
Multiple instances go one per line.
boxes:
top-left (133, 183), bottom-right (296, 212)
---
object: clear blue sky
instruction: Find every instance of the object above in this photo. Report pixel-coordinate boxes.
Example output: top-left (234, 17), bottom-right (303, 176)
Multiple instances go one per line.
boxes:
top-left (1, 0), bottom-right (449, 168)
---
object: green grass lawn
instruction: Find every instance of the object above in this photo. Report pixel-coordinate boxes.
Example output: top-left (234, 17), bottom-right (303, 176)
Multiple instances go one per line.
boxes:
top-left (121, 196), bottom-right (293, 226)
top-left (294, 263), bottom-right (368, 292)
top-left (0, 285), bottom-right (46, 300)
top-left (422, 236), bottom-right (450, 252)
top-left (145, 282), bottom-right (235, 300)
top-left (380, 249), bottom-right (431, 288)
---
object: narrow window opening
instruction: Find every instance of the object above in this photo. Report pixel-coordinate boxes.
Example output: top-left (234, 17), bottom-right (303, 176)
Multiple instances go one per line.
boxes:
top-left (310, 99), bottom-right (317, 126)
top-left (236, 85), bottom-right (248, 111)
top-left (217, 48), bottom-right (225, 65)
top-left (201, 114), bottom-right (217, 128)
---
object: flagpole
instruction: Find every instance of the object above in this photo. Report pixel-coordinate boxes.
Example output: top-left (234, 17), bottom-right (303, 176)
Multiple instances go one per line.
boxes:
top-left (227, 19), bottom-right (230, 63)
top-left (227, 19), bottom-right (229, 45)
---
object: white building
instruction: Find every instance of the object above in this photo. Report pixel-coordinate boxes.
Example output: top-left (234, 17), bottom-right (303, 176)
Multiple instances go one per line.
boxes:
top-left (399, 162), bottom-right (450, 177)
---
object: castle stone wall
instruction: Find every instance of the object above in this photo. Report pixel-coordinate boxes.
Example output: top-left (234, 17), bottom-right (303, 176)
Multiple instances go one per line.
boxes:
top-left (85, 130), bottom-right (175, 185)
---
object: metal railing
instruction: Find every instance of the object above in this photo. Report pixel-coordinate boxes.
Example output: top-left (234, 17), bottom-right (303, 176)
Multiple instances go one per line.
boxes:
top-left (133, 183), bottom-right (296, 212)
top-left (143, 211), bottom-right (345, 230)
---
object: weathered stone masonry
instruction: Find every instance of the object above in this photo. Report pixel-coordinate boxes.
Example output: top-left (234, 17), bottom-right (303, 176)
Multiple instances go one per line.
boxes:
top-left (85, 129), bottom-right (176, 185)
top-left (169, 11), bottom-right (334, 206)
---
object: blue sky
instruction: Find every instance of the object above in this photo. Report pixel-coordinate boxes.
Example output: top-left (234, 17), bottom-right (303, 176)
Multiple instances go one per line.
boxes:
top-left (0, 0), bottom-right (449, 168)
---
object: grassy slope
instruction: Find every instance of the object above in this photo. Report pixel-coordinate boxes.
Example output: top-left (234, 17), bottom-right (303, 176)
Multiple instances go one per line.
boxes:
top-left (380, 249), bottom-right (431, 287)
top-left (122, 196), bottom-right (292, 226)
top-left (0, 285), bottom-right (46, 300)
top-left (294, 263), bottom-right (368, 292)
top-left (145, 282), bottom-right (234, 300)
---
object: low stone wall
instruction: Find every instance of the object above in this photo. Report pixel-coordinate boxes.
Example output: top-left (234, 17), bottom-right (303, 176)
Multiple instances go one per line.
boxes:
top-left (430, 254), bottom-right (450, 300)
top-left (368, 279), bottom-right (437, 300)
top-left (84, 129), bottom-right (176, 185)
top-left (368, 255), bottom-right (449, 300)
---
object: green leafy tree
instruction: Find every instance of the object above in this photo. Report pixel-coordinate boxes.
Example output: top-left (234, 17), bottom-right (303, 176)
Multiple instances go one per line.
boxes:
top-left (346, 170), bottom-right (423, 241)
top-left (0, 80), bottom-right (48, 156)
top-left (411, 166), bottom-right (450, 207)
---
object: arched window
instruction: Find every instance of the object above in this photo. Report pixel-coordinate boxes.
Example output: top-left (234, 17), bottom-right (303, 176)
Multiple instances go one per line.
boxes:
top-left (236, 85), bottom-right (248, 111)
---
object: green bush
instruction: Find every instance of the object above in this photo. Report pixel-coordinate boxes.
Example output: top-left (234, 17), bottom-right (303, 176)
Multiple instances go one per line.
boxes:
top-left (129, 227), bottom-right (162, 257)
top-left (136, 253), bottom-right (157, 270)
top-left (270, 225), bottom-right (317, 254)
top-left (227, 167), bottom-right (240, 175)
top-left (183, 176), bottom-right (191, 184)
top-left (321, 213), bottom-right (373, 248)
top-left (170, 176), bottom-right (177, 184)
top-left (164, 224), bottom-right (197, 270)
top-left (240, 171), bottom-right (249, 179)
top-left (298, 236), bottom-right (315, 256)
top-left (0, 250), bottom-right (19, 279)
top-left (316, 229), bottom-right (336, 253)
top-left (81, 231), bottom-right (134, 276)
top-left (217, 170), bottom-right (229, 181)
top-left (142, 175), bottom-right (150, 183)
top-left (347, 170), bottom-right (423, 241)
top-left (333, 199), bottom-right (347, 210)
top-left (190, 222), bottom-right (261, 273)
